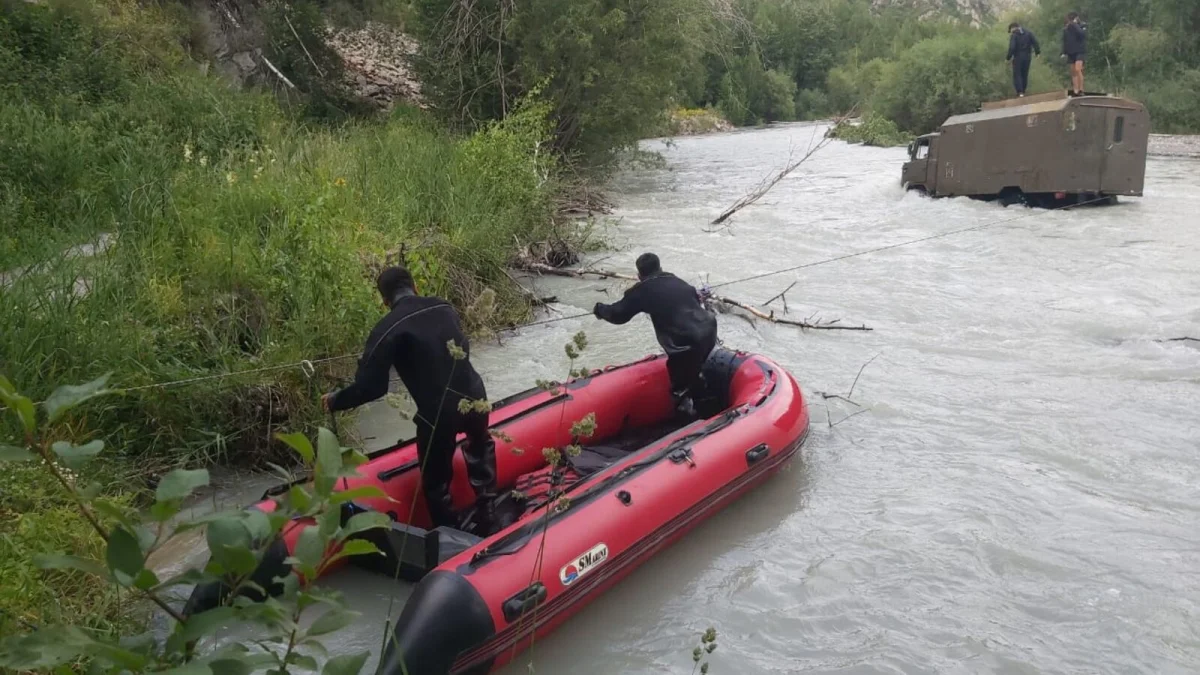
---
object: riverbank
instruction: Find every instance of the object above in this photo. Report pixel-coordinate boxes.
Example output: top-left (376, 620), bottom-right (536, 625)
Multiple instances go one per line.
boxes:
top-left (0, 0), bottom-right (592, 636)
top-left (1149, 134), bottom-right (1200, 158)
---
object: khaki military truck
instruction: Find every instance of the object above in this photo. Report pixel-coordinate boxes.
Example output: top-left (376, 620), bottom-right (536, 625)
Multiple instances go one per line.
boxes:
top-left (901, 91), bottom-right (1150, 207)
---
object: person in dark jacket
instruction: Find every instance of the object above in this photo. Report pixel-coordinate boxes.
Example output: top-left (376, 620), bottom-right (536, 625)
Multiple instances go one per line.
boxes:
top-left (1061, 12), bottom-right (1087, 95)
top-left (592, 253), bottom-right (718, 418)
top-left (1006, 22), bottom-right (1041, 97)
top-left (323, 266), bottom-right (497, 533)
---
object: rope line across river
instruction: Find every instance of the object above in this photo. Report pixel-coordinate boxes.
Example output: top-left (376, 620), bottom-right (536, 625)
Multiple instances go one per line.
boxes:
top-left (6, 195), bottom-right (1112, 404)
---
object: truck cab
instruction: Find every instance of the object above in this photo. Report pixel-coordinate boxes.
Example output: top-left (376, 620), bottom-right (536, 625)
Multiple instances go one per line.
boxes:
top-left (902, 133), bottom-right (938, 193)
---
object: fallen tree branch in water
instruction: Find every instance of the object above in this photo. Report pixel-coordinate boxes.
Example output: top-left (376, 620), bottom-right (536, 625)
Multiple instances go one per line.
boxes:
top-left (707, 105), bottom-right (858, 228)
top-left (763, 280), bottom-right (798, 310)
top-left (515, 263), bottom-right (872, 332)
top-left (847, 353), bottom-right (881, 399)
top-left (816, 352), bottom-right (881, 428)
top-left (710, 295), bottom-right (872, 331)
top-left (1157, 337), bottom-right (1199, 343)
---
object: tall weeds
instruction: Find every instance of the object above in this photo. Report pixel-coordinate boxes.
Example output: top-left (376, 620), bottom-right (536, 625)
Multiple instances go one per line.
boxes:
top-left (0, 0), bottom-right (560, 467)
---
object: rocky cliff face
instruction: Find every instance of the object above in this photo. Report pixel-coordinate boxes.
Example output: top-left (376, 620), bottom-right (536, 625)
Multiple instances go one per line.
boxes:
top-left (326, 22), bottom-right (423, 110)
top-left (187, 0), bottom-right (421, 110)
top-left (873, 0), bottom-right (1034, 26)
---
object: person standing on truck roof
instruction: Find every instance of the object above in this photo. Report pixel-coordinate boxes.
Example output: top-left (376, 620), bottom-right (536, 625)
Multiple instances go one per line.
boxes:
top-left (592, 253), bottom-right (718, 421)
top-left (323, 266), bottom-right (498, 535)
top-left (1061, 12), bottom-right (1087, 95)
top-left (1006, 22), bottom-right (1041, 97)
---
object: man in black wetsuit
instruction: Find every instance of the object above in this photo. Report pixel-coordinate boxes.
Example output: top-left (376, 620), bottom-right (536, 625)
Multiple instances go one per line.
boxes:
top-left (323, 266), bottom-right (497, 533)
top-left (1006, 22), bottom-right (1041, 97)
top-left (593, 253), bottom-right (718, 419)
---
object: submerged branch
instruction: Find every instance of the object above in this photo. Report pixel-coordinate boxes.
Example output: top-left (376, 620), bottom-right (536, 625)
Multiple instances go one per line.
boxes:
top-left (515, 263), bottom-right (872, 332)
top-left (710, 295), bottom-right (872, 331)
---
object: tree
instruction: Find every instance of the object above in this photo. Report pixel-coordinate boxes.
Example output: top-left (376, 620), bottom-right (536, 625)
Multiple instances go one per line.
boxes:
top-left (407, 0), bottom-right (717, 167)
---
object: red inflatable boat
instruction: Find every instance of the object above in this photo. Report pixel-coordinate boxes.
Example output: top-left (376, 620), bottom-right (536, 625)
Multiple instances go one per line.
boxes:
top-left (185, 348), bottom-right (809, 674)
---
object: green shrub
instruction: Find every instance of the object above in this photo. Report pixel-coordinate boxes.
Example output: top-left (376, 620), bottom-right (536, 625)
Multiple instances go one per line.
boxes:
top-left (825, 58), bottom-right (889, 115)
top-left (829, 113), bottom-right (913, 147)
top-left (406, 0), bottom-right (714, 168)
top-left (870, 31), bottom-right (1057, 134)
top-left (1138, 69), bottom-right (1200, 133)
top-left (0, 375), bottom-right (390, 673)
top-left (0, 0), bottom-right (559, 467)
top-left (718, 55), bottom-right (798, 126)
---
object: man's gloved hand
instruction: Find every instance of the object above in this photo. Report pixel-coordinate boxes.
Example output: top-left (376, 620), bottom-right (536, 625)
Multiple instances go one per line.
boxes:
top-left (593, 302), bottom-right (607, 320)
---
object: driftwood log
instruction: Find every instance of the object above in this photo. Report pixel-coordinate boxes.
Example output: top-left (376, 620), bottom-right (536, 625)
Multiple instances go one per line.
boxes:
top-left (517, 263), bottom-right (873, 332)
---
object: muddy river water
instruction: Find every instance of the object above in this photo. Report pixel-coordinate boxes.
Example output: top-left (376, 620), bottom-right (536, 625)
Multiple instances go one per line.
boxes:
top-left (166, 123), bottom-right (1200, 674)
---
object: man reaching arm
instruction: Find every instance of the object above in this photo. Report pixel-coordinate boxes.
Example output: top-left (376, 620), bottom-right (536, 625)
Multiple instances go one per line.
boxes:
top-left (324, 266), bottom-right (498, 534)
top-left (593, 253), bottom-right (718, 420)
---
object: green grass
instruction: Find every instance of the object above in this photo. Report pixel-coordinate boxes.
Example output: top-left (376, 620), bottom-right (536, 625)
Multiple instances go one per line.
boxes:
top-left (1, 0), bottom-right (562, 468)
top-left (1, 0), bottom-right (569, 638)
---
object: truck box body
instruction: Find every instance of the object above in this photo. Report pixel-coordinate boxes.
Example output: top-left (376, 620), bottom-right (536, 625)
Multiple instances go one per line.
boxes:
top-left (901, 91), bottom-right (1150, 204)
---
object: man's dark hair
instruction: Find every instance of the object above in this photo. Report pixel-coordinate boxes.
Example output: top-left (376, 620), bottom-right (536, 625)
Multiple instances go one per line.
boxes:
top-left (1008, 21), bottom-right (1020, 30)
top-left (635, 253), bottom-right (661, 278)
top-left (377, 266), bottom-right (415, 300)
top-left (1067, 11), bottom-right (1078, 21)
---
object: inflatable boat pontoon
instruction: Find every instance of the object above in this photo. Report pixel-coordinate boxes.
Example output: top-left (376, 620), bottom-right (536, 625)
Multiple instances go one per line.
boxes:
top-left (185, 347), bottom-right (809, 674)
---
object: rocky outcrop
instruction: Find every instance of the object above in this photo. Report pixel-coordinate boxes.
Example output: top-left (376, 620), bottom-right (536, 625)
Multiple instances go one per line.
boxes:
top-left (326, 22), bottom-right (423, 110)
top-left (189, 0), bottom-right (274, 88)
top-left (185, 0), bottom-right (421, 110)
top-left (873, 0), bottom-right (1033, 26)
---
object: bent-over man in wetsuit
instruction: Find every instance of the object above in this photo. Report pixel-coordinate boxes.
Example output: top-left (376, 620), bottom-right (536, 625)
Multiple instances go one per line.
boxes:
top-left (593, 253), bottom-right (718, 419)
top-left (323, 266), bottom-right (497, 534)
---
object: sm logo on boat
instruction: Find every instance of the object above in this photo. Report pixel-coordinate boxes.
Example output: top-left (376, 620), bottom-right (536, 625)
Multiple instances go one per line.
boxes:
top-left (560, 543), bottom-right (609, 586)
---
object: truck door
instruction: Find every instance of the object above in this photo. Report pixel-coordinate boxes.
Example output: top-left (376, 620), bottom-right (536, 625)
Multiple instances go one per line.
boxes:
top-left (1100, 107), bottom-right (1135, 194)
top-left (903, 137), bottom-right (932, 191)
top-left (924, 136), bottom-right (939, 193)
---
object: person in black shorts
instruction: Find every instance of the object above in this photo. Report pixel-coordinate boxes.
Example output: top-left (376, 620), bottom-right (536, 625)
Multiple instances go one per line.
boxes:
top-left (1061, 12), bottom-right (1087, 95)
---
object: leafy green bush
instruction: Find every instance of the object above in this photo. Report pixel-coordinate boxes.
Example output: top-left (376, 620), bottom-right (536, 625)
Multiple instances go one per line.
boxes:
top-left (870, 31), bottom-right (1057, 134)
top-left (825, 58), bottom-right (889, 116)
top-left (0, 0), bottom-right (559, 466)
top-left (1139, 69), bottom-right (1200, 133)
top-left (0, 375), bottom-right (389, 673)
top-left (718, 55), bottom-right (798, 126)
top-left (406, 0), bottom-right (714, 168)
top-left (828, 114), bottom-right (912, 147)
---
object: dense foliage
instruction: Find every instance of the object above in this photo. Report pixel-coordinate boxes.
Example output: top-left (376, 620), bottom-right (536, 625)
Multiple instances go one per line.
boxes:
top-left (405, 0), bottom-right (716, 167)
top-left (668, 0), bottom-right (1200, 134)
top-left (1, 0), bottom-right (559, 464)
top-left (827, 114), bottom-right (912, 148)
top-left (0, 375), bottom-right (389, 673)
